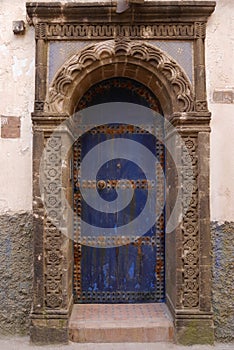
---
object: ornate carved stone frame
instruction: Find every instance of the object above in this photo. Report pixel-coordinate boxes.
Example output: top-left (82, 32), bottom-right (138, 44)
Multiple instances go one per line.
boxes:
top-left (27, 1), bottom-right (216, 345)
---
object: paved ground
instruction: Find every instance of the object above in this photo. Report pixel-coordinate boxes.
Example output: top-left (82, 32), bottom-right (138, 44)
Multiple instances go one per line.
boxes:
top-left (0, 337), bottom-right (233, 350)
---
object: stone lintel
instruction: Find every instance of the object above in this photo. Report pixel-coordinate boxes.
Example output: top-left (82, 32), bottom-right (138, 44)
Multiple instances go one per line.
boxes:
top-left (26, 1), bottom-right (216, 25)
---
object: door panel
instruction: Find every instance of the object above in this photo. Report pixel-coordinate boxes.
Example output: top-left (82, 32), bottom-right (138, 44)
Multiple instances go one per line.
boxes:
top-left (73, 78), bottom-right (165, 303)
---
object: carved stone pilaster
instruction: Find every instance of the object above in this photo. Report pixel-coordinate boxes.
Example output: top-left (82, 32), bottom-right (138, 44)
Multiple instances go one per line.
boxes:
top-left (43, 136), bottom-right (63, 309)
top-left (35, 38), bottom-right (48, 113)
top-left (166, 113), bottom-right (214, 344)
top-left (182, 136), bottom-right (199, 308)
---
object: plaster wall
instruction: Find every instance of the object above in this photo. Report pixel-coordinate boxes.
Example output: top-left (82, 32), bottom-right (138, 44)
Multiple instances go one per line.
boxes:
top-left (0, 0), bottom-right (233, 222)
top-left (206, 0), bottom-right (234, 222)
top-left (0, 1), bottom-right (34, 213)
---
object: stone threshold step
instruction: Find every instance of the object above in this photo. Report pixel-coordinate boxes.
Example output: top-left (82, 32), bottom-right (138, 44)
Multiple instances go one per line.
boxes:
top-left (69, 303), bottom-right (174, 343)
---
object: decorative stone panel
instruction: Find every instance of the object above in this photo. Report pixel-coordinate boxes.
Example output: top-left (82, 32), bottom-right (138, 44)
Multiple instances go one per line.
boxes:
top-left (182, 137), bottom-right (199, 308)
top-left (43, 136), bottom-right (63, 309)
top-left (47, 40), bottom-right (194, 114)
top-left (35, 23), bottom-right (199, 41)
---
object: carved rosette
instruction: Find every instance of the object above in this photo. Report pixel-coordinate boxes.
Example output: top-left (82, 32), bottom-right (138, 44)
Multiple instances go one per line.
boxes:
top-left (182, 137), bottom-right (199, 308)
top-left (195, 100), bottom-right (208, 112)
top-left (46, 40), bottom-right (194, 114)
top-left (43, 136), bottom-right (63, 309)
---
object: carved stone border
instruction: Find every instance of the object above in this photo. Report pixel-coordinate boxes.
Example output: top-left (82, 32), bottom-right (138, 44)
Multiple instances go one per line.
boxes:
top-left (27, 1), bottom-right (216, 345)
top-left (34, 22), bottom-right (202, 40)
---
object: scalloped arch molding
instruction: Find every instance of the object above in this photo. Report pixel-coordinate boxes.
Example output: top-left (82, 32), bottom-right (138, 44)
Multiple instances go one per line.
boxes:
top-left (46, 40), bottom-right (194, 114)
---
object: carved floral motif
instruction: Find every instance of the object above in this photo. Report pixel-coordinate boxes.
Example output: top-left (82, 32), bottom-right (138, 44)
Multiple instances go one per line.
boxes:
top-left (182, 137), bottom-right (199, 308)
top-left (43, 136), bottom-right (63, 309)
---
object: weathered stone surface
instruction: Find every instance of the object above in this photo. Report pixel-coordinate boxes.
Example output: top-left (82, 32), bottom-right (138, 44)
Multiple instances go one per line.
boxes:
top-left (175, 319), bottom-right (214, 345)
top-left (69, 304), bottom-right (174, 343)
top-left (30, 318), bottom-right (69, 345)
top-left (211, 221), bottom-right (234, 342)
top-left (27, 1), bottom-right (215, 344)
top-left (213, 89), bottom-right (234, 104)
top-left (0, 212), bottom-right (33, 335)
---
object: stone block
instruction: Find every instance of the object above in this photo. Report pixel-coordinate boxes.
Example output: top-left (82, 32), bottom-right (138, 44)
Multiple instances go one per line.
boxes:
top-left (30, 318), bottom-right (69, 345)
top-left (175, 318), bottom-right (214, 345)
top-left (1, 116), bottom-right (20, 138)
top-left (213, 89), bottom-right (234, 104)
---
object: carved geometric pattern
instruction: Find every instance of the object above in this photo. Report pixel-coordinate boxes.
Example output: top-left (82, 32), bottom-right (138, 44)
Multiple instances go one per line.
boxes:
top-left (182, 137), bottom-right (199, 308)
top-left (47, 40), bottom-right (194, 113)
top-left (195, 22), bottom-right (206, 39)
top-left (36, 23), bottom-right (196, 40)
top-left (35, 23), bottom-right (47, 39)
top-left (74, 291), bottom-right (162, 303)
top-left (195, 100), bottom-right (208, 112)
top-left (43, 136), bottom-right (63, 309)
top-left (75, 236), bottom-right (161, 247)
top-left (34, 100), bottom-right (44, 111)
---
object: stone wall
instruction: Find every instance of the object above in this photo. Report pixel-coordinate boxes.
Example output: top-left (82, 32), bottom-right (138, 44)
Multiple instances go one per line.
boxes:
top-left (211, 221), bottom-right (234, 342)
top-left (0, 212), bottom-right (33, 335)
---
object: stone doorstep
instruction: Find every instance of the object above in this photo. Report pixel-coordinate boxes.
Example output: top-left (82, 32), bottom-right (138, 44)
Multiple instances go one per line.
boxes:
top-left (69, 303), bottom-right (174, 343)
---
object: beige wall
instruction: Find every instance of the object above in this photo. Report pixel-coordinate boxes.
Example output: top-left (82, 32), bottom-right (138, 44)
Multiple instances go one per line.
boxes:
top-left (206, 0), bottom-right (234, 221)
top-left (0, 0), bottom-right (233, 222)
top-left (0, 1), bottom-right (34, 212)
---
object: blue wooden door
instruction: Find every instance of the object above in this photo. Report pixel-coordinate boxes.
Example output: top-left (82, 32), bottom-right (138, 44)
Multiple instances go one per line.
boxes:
top-left (73, 78), bottom-right (165, 303)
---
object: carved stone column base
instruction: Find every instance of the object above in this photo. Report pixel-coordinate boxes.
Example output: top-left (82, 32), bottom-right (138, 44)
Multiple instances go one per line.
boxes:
top-left (30, 316), bottom-right (69, 345)
top-left (175, 317), bottom-right (214, 345)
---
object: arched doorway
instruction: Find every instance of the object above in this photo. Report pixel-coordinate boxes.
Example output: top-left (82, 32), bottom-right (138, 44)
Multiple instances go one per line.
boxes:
top-left (27, 1), bottom-right (216, 337)
top-left (73, 77), bottom-right (166, 304)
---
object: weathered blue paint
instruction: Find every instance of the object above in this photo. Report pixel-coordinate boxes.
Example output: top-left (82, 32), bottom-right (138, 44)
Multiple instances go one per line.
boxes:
top-left (73, 78), bottom-right (165, 303)
top-left (75, 125), bottom-right (164, 303)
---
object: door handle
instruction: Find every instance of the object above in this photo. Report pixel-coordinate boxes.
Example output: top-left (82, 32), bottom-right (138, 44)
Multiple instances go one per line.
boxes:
top-left (97, 180), bottom-right (106, 190)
